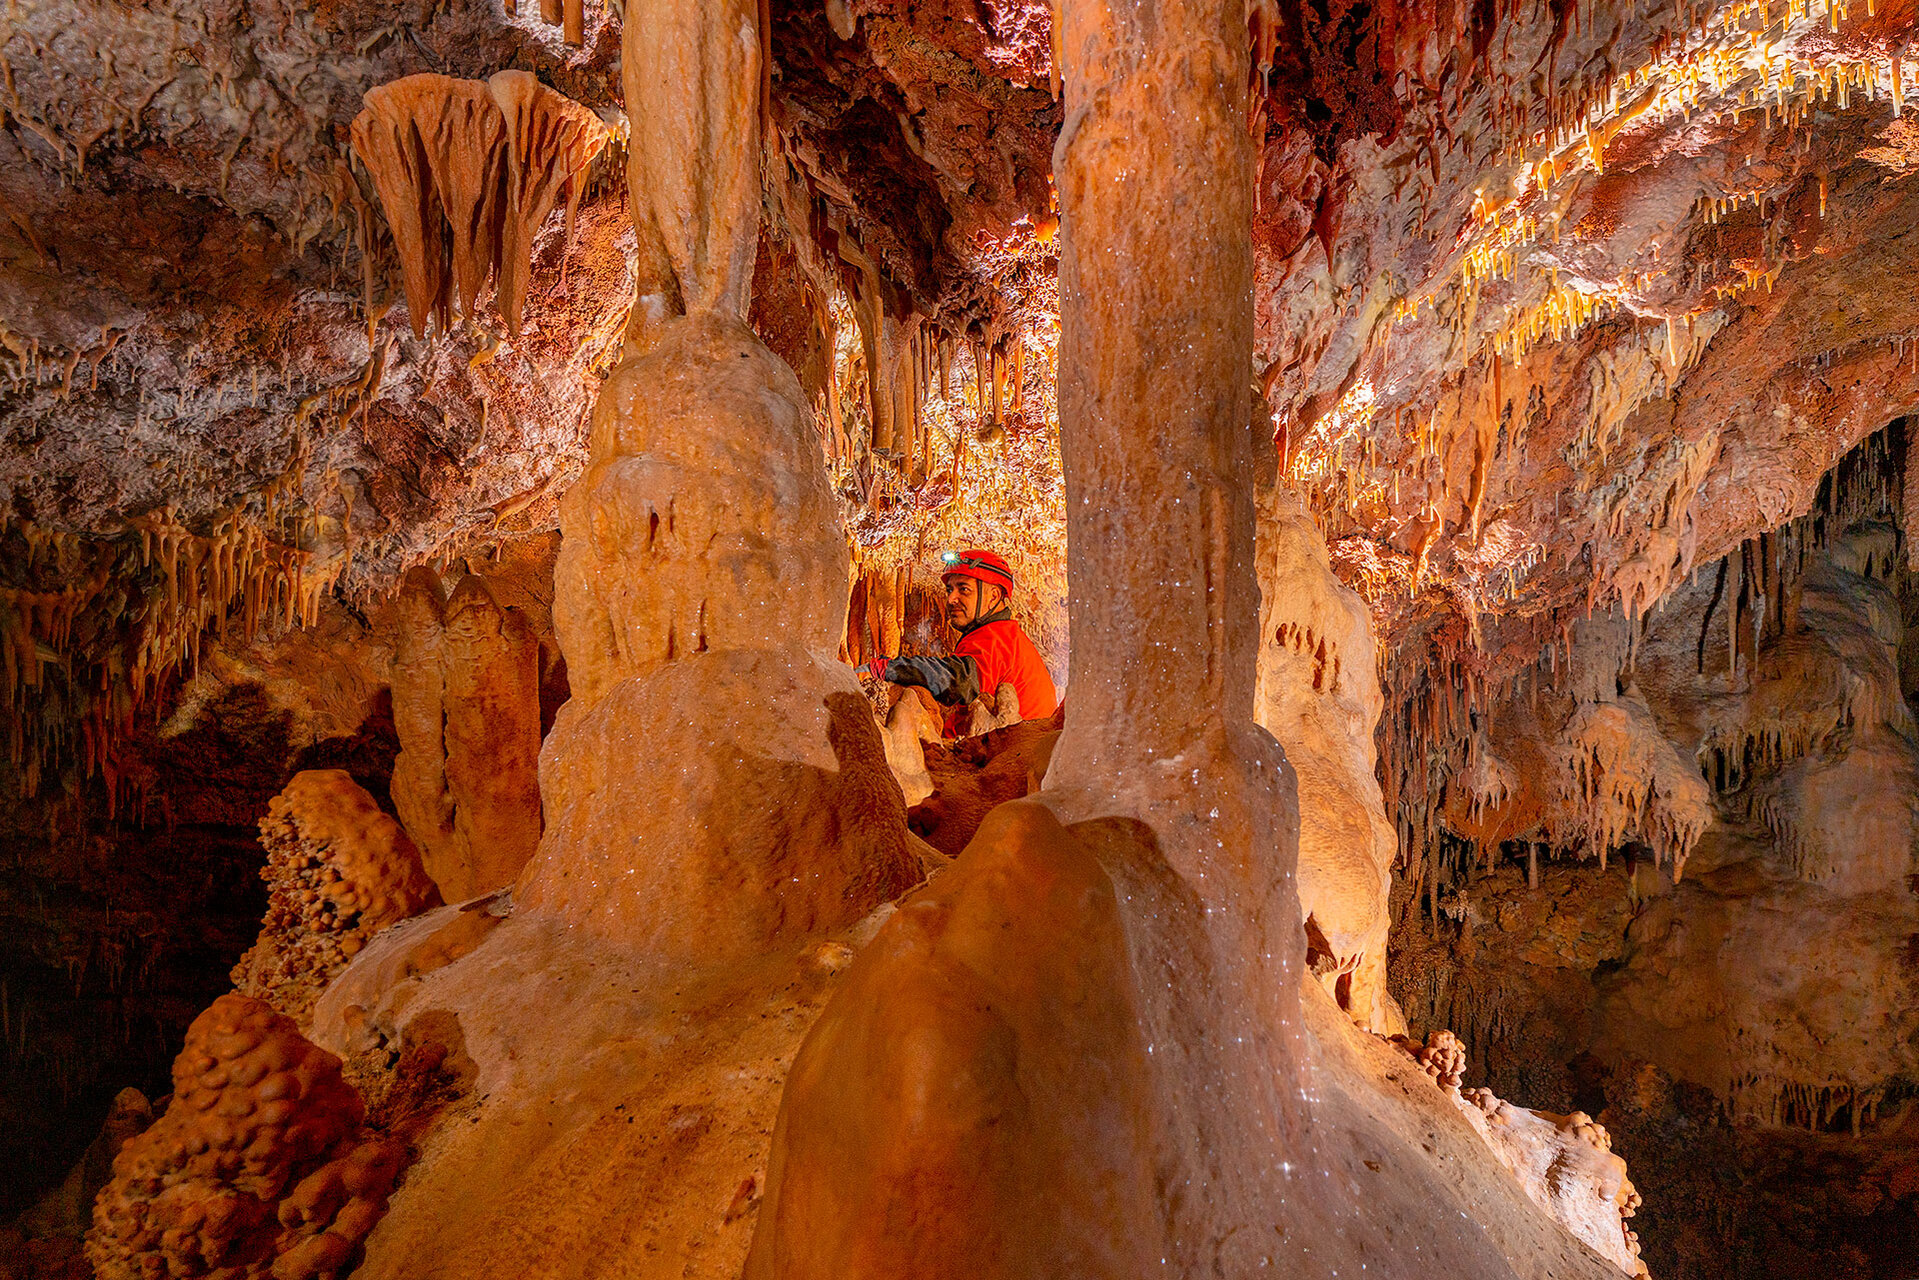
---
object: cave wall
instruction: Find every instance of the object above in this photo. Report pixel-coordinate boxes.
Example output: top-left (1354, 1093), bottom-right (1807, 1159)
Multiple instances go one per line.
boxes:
top-left (1387, 426), bottom-right (1919, 1276)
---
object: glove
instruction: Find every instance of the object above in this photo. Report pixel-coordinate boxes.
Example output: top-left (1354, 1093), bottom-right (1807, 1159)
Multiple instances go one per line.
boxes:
top-left (862, 657), bottom-right (890, 679)
top-left (883, 655), bottom-right (954, 700)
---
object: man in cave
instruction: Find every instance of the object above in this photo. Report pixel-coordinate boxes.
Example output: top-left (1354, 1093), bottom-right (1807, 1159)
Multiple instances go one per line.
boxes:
top-left (881, 548), bottom-right (1058, 736)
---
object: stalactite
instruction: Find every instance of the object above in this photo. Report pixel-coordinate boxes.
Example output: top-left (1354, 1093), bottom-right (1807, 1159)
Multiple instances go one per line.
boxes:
top-left (489, 71), bottom-right (611, 333)
top-left (989, 342), bottom-right (1005, 429)
top-left (1011, 337), bottom-right (1026, 417)
top-left (350, 72), bottom-right (610, 339)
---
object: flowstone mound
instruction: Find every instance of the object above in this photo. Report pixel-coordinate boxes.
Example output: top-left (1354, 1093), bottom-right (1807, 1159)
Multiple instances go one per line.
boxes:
top-left (233, 770), bottom-right (439, 1025)
top-left (744, 801), bottom-right (1157, 1278)
top-left (518, 312), bottom-right (921, 960)
top-left (86, 995), bottom-right (400, 1280)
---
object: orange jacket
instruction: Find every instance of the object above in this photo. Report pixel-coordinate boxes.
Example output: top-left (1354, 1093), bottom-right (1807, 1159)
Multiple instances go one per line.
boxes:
top-left (947, 617), bottom-right (1058, 734)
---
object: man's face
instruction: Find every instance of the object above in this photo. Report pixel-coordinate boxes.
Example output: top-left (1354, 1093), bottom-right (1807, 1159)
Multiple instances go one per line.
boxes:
top-left (944, 575), bottom-right (995, 627)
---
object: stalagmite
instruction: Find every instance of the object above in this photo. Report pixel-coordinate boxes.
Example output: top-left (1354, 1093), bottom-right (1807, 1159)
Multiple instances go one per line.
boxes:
top-left (389, 568), bottom-right (454, 886)
top-left (438, 575), bottom-right (545, 900)
top-left (87, 997), bottom-right (401, 1280)
top-left (233, 771), bottom-right (440, 1026)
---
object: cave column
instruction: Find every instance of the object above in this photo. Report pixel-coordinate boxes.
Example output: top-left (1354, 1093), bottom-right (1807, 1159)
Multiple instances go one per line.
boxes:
top-left (517, 0), bottom-right (914, 959)
top-left (1051, 0), bottom-right (1264, 787)
top-left (1046, 0), bottom-right (1306, 1237)
top-left (1049, 0), bottom-right (1289, 904)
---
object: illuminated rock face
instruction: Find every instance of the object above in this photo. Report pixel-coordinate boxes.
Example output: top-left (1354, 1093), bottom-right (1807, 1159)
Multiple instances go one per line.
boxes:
top-left (1594, 519), bottom-right (1919, 1129)
top-left (1420, 504), bottom-right (1919, 1131)
top-left (1256, 484), bottom-right (1403, 1032)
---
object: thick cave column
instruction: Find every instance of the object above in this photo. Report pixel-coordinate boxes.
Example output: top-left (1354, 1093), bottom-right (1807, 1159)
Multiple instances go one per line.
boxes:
top-left (1043, 0), bottom-right (1303, 1243)
top-left (514, 0), bottom-right (917, 959)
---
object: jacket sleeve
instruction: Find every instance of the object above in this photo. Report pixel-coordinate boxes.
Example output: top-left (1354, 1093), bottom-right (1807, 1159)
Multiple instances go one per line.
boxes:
top-left (937, 655), bottom-right (981, 706)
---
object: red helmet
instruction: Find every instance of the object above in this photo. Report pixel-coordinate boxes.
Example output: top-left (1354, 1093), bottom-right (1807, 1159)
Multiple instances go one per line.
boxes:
top-left (940, 548), bottom-right (1014, 594)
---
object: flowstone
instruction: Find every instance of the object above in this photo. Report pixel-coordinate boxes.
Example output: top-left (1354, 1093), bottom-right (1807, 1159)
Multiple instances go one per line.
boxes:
top-left (1256, 484), bottom-right (1404, 1032)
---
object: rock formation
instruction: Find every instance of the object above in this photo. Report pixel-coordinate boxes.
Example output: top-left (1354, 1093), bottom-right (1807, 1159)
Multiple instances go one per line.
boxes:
top-left (10, 0), bottom-right (1919, 1274)
top-left (390, 568), bottom-right (545, 902)
top-left (349, 72), bottom-right (612, 336)
top-left (233, 770), bottom-right (440, 1025)
top-left (285, 8), bottom-right (925, 1277)
top-left (906, 712), bottom-right (1061, 858)
top-left (516, 307), bottom-right (920, 962)
top-left (1257, 483), bottom-right (1404, 1031)
top-left (86, 995), bottom-right (399, 1280)
top-left (747, 4), bottom-right (1640, 1277)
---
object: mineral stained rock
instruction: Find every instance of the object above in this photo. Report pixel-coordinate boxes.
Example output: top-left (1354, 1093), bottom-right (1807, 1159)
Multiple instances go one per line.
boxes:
top-left (233, 770), bottom-right (439, 1026)
top-left (390, 568), bottom-right (545, 902)
top-left (86, 994), bottom-right (400, 1280)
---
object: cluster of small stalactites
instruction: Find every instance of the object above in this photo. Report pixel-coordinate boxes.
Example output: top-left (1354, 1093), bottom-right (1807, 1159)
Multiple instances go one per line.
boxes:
top-left (233, 771), bottom-right (439, 1024)
top-left (1727, 1070), bottom-right (1889, 1133)
top-left (1551, 701), bottom-right (1713, 878)
top-left (348, 72), bottom-right (612, 341)
top-left (1, 506), bottom-right (340, 811)
top-left (86, 994), bottom-right (402, 1280)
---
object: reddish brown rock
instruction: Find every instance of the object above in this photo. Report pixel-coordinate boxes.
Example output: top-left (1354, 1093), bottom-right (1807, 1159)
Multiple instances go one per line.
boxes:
top-left (233, 770), bottom-right (440, 1025)
top-left (86, 995), bottom-right (400, 1280)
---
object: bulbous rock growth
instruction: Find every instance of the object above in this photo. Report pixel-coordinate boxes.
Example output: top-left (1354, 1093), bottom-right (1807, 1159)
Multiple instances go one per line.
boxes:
top-left (87, 995), bottom-right (401, 1280)
top-left (233, 771), bottom-right (440, 1025)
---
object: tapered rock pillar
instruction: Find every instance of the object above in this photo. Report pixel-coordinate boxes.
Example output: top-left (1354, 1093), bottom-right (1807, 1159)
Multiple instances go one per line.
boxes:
top-left (1042, 0), bottom-right (1304, 1257)
top-left (390, 568), bottom-right (544, 902)
top-left (622, 0), bottom-right (762, 343)
top-left (515, 0), bottom-right (917, 960)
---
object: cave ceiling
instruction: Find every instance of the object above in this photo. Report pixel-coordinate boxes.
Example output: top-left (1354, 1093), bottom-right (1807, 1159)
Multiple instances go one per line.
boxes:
top-left (3, 0), bottom-right (1918, 689)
